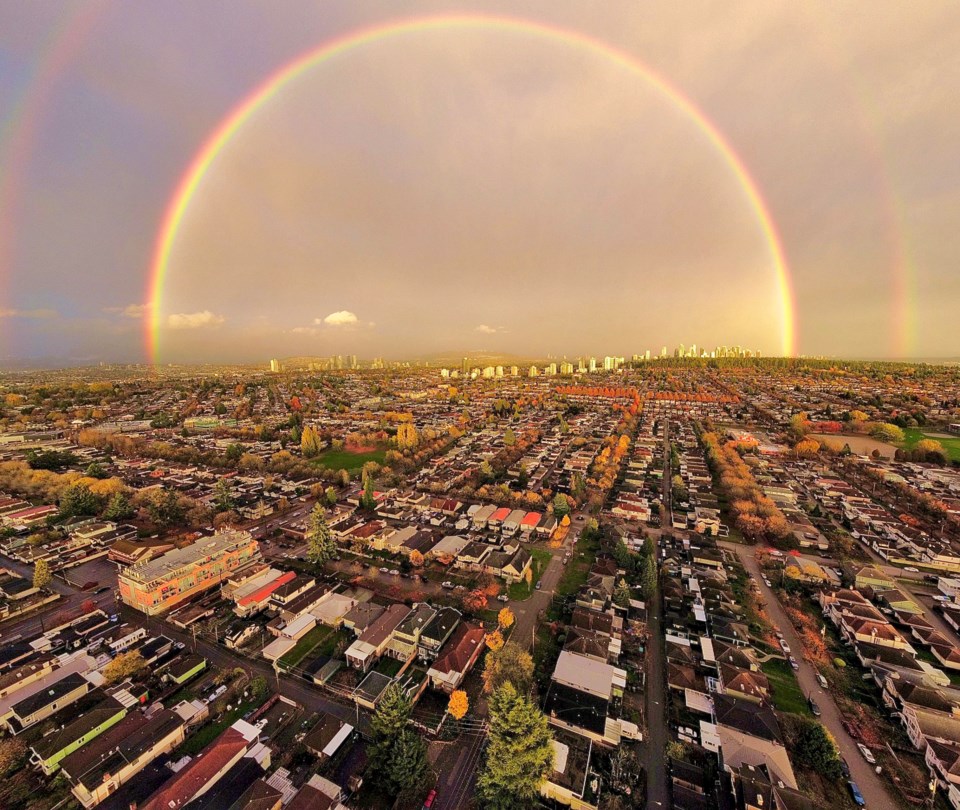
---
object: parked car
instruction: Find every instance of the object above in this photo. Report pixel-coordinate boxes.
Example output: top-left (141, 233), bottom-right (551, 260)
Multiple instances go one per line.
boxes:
top-left (789, 657), bottom-right (800, 671)
top-left (808, 698), bottom-right (821, 716)
top-left (422, 789), bottom-right (437, 809)
top-left (497, 594), bottom-right (510, 602)
top-left (847, 781), bottom-right (865, 807)
top-left (817, 673), bottom-right (829, 688)
top-left (903, 566), bottom-right (919, 573)
top-left (839, 757), bottom-right (851, 778)
top-left (441, 581), bottom-right (454, 589)
top-left (535, 581), bottom-right (542, 590)
top-left (379, 567), bottom-right (389, 574)
top-left (779, 639), bottom-right (791, 654)
top-left (857, 743), bottom-right (876, 764)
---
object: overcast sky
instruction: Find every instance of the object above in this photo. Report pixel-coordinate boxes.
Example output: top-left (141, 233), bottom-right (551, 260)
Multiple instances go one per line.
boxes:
top-left (1, 1), bottom-right (958, 366)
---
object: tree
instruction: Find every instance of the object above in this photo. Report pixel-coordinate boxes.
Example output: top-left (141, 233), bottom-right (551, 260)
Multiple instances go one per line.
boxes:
top-left (409, 549), bottom-right (424, 568)
top-left (213, 478), bottom-right (234, 512)
top-left (483, 641), bottom-right (534, 694)
top-left (447, 689), bottom-right (469, 720)
top-left (614, 578), bottom-right (631, 608)
top-left (360, 475), bottom-right (376, 511)
top-left (33, 559), bottom-right (51, 590)
top-left (0, 738), bottom-right (26, 776)
top-left (486, 630), bottom-right (505, 652)
top-left (103, 491), bottom-right (133, 521)
top-left (102, 650), bottom-right (146, 684)
top-left (306, 504), bottom-right (336, 566)
top-left (324, 486), bottom-right (338, 506)
top-left (368, 684), bottom-right (428, 797)
top-left (85, 461), bottom-right (107, 479)
top-left (870, 422), bottom-right (905, 443)
top-left (477, 683), bottom-right (554, 810)
top-left (788, 716), bottom-right (841, 778)
top-left (250, 675), bottom-right (269, 702)
top-left (300, 425), bottom-right (321, 458)
top-left (552, 492), bottom-right (570, 519)
top-left (504, 429), bottom-right (516, 446)
top-left (59, 482), bottom-right (98, 518)
top-left (639, 554), bottom-right (657, 601)
top-left (498, 607), bottom-right (515, 630)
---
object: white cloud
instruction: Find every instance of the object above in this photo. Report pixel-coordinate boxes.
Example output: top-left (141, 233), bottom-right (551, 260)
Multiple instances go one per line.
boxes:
top-left (104, 303), bottom-right (149, 319)
top-left (166, 310), bottom-right (225, 330)
top-left (475, 324), bottom-right (506, 334)
top-left (291, 326), bottom-right (319, 336)
top-left (319, 310), bottom-right (358, 327)
top-left (0, 308), bottom-right (57, 319)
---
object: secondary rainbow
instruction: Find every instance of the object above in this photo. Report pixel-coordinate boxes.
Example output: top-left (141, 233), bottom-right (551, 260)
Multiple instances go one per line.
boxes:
top-left (147, 13), bottom-right (798, 361)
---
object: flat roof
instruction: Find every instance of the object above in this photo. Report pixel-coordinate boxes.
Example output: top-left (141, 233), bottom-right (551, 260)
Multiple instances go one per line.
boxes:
top-left (122, 531), bottom-right (255, 584)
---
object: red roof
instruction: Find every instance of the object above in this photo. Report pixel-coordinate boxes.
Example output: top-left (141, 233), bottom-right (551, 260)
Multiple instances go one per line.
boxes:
top-left (430, 623), bottom-right (485, 676)
top-left (490, 507), bottom-right (511, 521)
top-left (521, 512), bottom-right (542, 526)
top-left (140, 727), bottom-right (250, 810)
top-left (239, 571), bottom-right (296, 607)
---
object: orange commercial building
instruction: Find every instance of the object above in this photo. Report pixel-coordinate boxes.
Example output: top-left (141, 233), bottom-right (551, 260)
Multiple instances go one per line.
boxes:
top-left (119, 531), bottom-right (261, 616)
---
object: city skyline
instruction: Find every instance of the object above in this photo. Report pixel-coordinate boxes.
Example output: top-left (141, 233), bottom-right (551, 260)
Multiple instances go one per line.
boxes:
top-left (1, 2), bottom-right (959, 368)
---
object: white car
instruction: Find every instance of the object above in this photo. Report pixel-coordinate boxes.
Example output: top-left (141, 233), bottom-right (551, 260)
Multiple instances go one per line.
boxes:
top-left (857, 743), bottom-right (876, 765)
top-left (780, 639), bottom-right (791, 654)
top-left (903, 566), bottom-right (919, 573)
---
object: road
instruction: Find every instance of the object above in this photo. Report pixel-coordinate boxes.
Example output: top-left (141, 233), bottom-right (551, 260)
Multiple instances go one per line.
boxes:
top-left (723, 541), bottom-right (894, 809)
top-left (511, 523), bottom-right (582, 653)
top-left (644, 420), bottom-right (670, 809)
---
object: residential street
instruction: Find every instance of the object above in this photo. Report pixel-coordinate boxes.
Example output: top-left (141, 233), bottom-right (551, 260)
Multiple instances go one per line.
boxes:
top-left (644, 419), bottom-right (670, 808)
top-left (722, 541), bottom-right (895, 810)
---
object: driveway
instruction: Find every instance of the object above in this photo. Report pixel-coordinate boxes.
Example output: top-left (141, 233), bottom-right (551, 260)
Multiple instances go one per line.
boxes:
top-left (723, 541), bottom-right (894, 809)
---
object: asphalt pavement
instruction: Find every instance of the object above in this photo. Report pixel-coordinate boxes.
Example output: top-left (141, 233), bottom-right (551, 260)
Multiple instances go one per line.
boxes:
top-left (723, 541), bottom-right (895, 809)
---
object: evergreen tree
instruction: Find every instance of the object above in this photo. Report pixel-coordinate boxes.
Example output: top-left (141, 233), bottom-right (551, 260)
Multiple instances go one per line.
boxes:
top-left (477, 683), bottom-right (554, 810)
top-left (368, 684), bottom-right (428, 797)
top-left (614, 578), bottom-right (631, 608)
top-left (59, 482), bottom-right (98, 518)
top-left (360, 475), bottom-right (376, 511)
top-left (213, 479), bottom-right (234, 512)
top-left (640, 554), bottom-right (657, 600)
top-left (103, 491), bottom-right (133, 521)
top-left (306, 504), bottom-right (336, 566)
top-left (552, 492), bottom-right (570, 519)
top-left (324, 486), bottom-right (338, 507)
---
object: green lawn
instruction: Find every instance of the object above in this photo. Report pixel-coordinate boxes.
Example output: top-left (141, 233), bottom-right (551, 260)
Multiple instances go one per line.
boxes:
top-left (176, 695), bottom-right (264, 755)
top-left (311, 447), bottom-right (387, 472)
top-left (762, 658), bottom-right (812, 716)
top-left (278, 624), bottom-right (332, 668)
top-left (901, 427), bottom-right (960, 462)
top-left (508, 549), bottom-right (553, 601)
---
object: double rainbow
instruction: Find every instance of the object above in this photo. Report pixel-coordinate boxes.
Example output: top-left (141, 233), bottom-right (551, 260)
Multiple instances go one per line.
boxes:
top-left (144, 14), bottom-right (797, 361)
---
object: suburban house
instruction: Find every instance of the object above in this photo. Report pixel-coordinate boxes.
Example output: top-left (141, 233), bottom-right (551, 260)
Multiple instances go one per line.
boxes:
top-left (345, 604), bottom-right (411, 671)
top-left (59, 708), bottom-right (187, 809)
top-left (426, 623), bottom-right (485, 693)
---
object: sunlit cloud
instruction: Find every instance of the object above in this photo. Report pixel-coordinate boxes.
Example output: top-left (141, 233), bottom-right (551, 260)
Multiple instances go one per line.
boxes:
top-left (475, 324), bottom-right (506, 334)
top-left (0, 308), bottom-right (57, 319)
top-left (319, 310), bottom-right (359, 327)
top-left (291, 326), bottom-right (319, 336)
top-left (167, 310), bottom-right (225, 330)
top-left (104, 303), bottom-right (149, 319)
